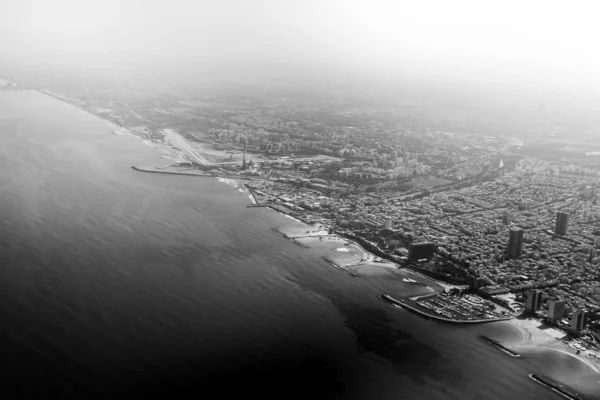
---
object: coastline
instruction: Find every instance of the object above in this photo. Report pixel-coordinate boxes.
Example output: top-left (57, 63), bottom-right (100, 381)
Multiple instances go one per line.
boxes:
top-left (29, 87), bottom-right (242, 174)
top-left (34, 89), bottom-right (137, 138)
top-left (31, 83), bottom-right (600, 370)
top-left (507, 318), bottom-right (600, 374)
top-left (261, 199), bottom-right (464, 295)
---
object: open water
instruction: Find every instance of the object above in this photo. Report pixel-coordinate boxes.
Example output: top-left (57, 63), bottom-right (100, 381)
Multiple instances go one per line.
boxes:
top-left (1, 90), bottom-right (599, 399)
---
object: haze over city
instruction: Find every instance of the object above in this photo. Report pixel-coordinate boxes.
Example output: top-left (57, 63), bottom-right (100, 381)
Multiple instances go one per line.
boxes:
top-left (2, 0), bottom-right (600, 95)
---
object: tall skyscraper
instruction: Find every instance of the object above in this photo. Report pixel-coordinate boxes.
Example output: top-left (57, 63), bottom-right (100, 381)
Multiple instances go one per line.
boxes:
top-left (570, 310), bottom-right (586, 333)
top-left (555, 211), bottom-right (569, 235)
top-left (241, 137), bottom-right (247, 170)
top-left (525, 290), bottom-right (543, 313)
top-left (506, 228), bottom-right (524, 259)
top-left (384, 218), bottom-right (394, 230)
top-left (502, 210), bottom-right (512, 225)
top-left (547, 300), bottom-right (566, 323)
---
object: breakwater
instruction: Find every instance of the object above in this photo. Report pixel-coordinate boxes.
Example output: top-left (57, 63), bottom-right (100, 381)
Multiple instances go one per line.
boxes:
top-left (528, 374), bottom-right (586, 400)
top-left (131, 166), bottom-right (213, 177)
top-left (291, 238), bottom-right (309, 248)
top-left (322, 256), bottom-right (358, 277)
top-left (271, 227), bottom-right (289, 239)
top-left (479, 336), bottom-right (521, 357)
top-left (245, 184), bottom-right (260, 204)
top-left (132, 166), bottom-right (260, 181)
top-left (379, 294), bottom-right (405, 307)
top-left (270, 228), bottom-right (309, 248)
top-left (380, 294), bottom-right (513, 324)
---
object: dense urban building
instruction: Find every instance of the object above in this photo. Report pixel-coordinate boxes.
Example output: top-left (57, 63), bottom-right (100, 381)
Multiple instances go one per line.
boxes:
top-left (547, 300), bottom-right (566, 323)
top-left (570, 310), bottom-right (587, 334)
top-left (525, 290), bottom-right (543, 314)
top-left (408, 243), bottom-right (435, 261)
top-left (506, 228), bottom-right (524, 260)
top-left (555, 211), bottom-right (570, 236)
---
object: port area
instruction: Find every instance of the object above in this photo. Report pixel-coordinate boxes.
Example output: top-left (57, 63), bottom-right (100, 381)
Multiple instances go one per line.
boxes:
top-left (132, 164), bottom-right (214, 177)
top-left (379, 292), bottom-right (515, 324)
top-left (478, 336), bottom-right (521, 357)
top-left (528, 373), bottom-right (589, 400)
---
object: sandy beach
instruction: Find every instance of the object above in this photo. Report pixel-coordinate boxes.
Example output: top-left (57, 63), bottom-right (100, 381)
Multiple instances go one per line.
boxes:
top-left (509, 317), bottom-right (600, 373)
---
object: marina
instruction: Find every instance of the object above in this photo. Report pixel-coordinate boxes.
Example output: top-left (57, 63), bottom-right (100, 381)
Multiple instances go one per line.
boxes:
top-left (379, 294), bottom-right (514, 324)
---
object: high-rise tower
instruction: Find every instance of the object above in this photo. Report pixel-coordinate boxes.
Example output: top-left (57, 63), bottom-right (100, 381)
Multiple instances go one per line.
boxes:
top-left (506, 227), bottom-right (524, 260)
top-left (242, 137), bottom-right (247, 170)
top-left (555, 211), bottom-right (569, 235)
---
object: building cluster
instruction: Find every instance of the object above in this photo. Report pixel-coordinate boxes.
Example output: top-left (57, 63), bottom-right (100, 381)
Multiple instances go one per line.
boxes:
top-left (200, 109), bottom-right (496, 183)
top-left (249, 156), bottom-right (600, 330)
top-left (34, 80), bottom-right (600, 338)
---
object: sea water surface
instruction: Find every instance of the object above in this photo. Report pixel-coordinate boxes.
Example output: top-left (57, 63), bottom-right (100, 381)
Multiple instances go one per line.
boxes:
top-left (1, 90), bottom-right (599, 399)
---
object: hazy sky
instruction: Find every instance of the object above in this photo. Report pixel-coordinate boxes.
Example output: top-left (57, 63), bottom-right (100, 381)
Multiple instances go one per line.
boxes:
top-left (2, 0), bottom-right (600, 93)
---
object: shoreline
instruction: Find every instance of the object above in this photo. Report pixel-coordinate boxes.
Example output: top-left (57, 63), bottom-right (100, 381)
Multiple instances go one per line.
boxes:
top-left (507, 318), bottom-right (600, 374)
top-left (30, 87), bottom-right (252, 175)
top-left (335, 231), bottom-right (464, 288)
top-left (34, 89), bottom-right (138, 138)
top-left (250, 186), bottom-right (458, 291)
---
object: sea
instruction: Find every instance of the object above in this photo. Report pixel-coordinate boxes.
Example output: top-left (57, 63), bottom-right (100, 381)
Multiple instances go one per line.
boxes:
top-left (1, 90), bottom-right (599, 399)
